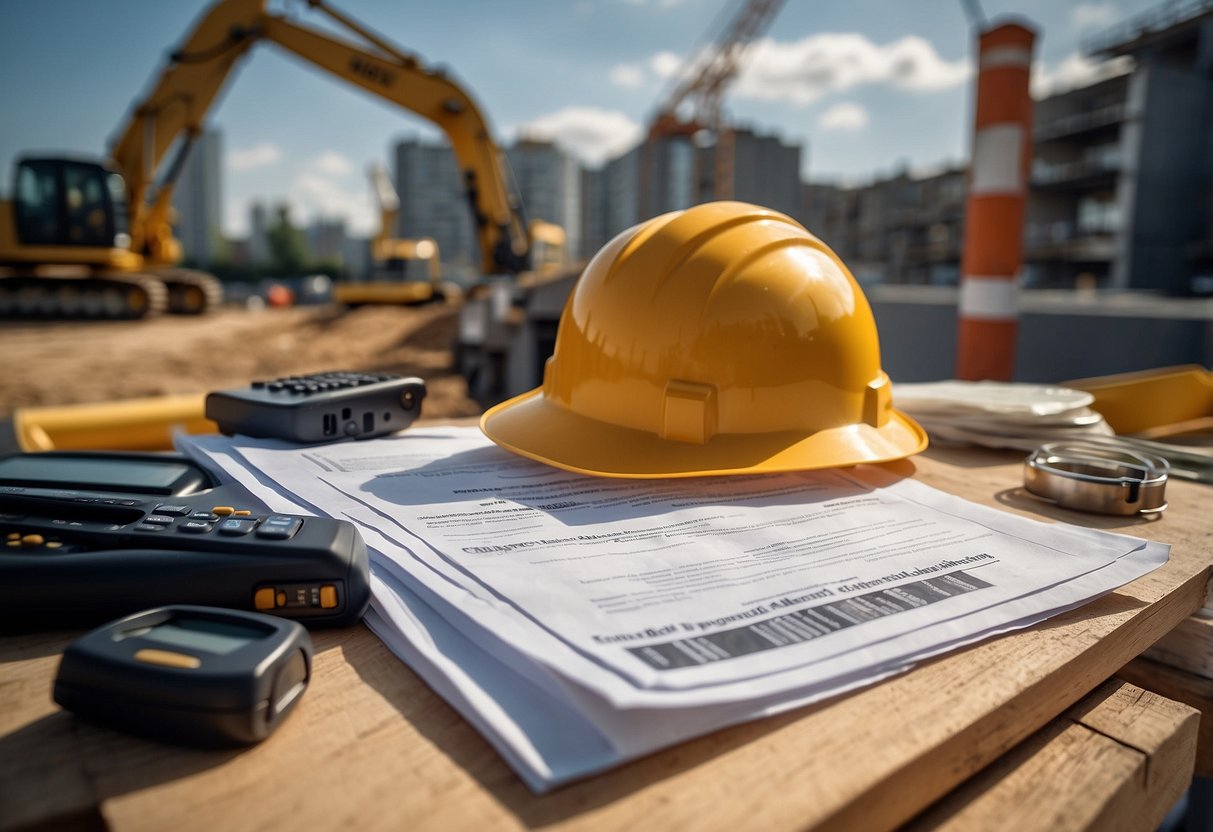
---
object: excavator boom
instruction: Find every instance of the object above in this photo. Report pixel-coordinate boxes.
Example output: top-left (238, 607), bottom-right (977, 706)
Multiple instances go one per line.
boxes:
top-left (111, 0), bottom-right (533, 276)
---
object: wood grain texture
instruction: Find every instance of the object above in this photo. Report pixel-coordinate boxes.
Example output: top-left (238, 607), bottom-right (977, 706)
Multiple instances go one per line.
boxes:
top-left (1143, 616), bottom-right (1213, 681)
top-left (1119, 656), bottom-right (1213, 779)
top-left (2, 445), bottom-right (1210, 832)
top-left (905, 679), bottom-right (1198, 832)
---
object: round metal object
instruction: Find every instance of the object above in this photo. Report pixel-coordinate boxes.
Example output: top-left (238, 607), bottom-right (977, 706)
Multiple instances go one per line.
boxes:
top-left (1023, 442), bottom-right (1168, 516)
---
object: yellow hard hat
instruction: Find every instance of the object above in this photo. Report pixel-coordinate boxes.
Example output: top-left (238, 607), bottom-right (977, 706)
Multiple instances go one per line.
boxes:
top-left (481, 201), bottom-right (927, 478)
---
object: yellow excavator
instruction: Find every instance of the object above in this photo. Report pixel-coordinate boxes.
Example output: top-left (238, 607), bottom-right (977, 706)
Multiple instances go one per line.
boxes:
top-left (0, 0), bottom-right (562, 322)
top-left (331, 163), bottom-right (448, 307)
top-left (6, 0), bottom-right (568, 449)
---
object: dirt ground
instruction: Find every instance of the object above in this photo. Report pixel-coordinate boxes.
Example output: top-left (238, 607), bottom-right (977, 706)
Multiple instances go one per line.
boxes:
top-left (0, 304), bottom-right (482, 420)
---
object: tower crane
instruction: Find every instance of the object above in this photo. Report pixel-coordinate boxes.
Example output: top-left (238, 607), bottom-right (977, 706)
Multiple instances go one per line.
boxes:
top-left (641, 0), bottom-right (785, 211)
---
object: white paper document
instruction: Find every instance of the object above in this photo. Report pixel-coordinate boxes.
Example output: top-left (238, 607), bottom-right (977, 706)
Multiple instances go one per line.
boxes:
top-left (178, 427), bottom-right (1167, 791)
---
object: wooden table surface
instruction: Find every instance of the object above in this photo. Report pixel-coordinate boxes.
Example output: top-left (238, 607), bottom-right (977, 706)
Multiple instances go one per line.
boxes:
top-left (2, 444), bottom-right (1211, 832)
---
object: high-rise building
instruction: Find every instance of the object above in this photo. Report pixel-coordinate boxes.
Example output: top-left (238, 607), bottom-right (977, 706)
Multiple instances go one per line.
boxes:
top-left (307, 218), bottom-right (346, 266)
top-left (598, 128), bottom-right (804, 247)
top-left (638, 136), bottom-right (697, 218)
top-left (507, 139), bottom-right (582, 261)
top-left (603, 145), bottom-right (641, 239)
top-left (172, 129), bottom-right (223, 266)
top-left (249, 201), bottom-right (269, 267)
top-left (696, 127), bottom-right (803, 218)
top-left (580, 166), bottom-right (609, 260)
top-left (341, 236), bottom-right (371, 282)
top-left (393, 137), bottom-right (477, 276)
top-left (801, 167), bottom-right (966, 286)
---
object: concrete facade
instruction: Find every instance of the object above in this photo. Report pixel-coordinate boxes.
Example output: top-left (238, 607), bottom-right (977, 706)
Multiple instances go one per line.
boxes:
top-left (803, 168), bottom-right (966, 287)
top-left (1087, 0), bottom-right (1213, 293)
top-left (869, 284), bottom-right (1213, 383)
top-left (393, 137), bottom-right (478, 276)
top-left (307, 218), bottom-right (346, 266)
top-left (507, 139), bottom-right (582, 262)
top-left (172, 129), bottom-right (223, 266)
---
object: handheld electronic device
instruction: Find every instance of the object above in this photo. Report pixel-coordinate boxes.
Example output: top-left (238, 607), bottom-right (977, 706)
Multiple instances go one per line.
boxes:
top-left (54, 605), bottom-right (312, 746)
top-left (0, 451), bottom-right (370, 629)
top-left (205, 371), bottom-right (426, 443)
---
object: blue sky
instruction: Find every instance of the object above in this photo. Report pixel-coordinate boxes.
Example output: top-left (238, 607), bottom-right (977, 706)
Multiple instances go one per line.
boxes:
top-left (0, 0), bottom-right (1155, 237)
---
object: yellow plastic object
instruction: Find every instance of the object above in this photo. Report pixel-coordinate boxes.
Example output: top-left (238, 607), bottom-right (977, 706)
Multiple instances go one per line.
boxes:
top-left (12, 394), bottom-right (215, 452)
top-left (481, 201), bottom-right (928, 478)
top-left (1066, 365), bottom-right (1213, 436)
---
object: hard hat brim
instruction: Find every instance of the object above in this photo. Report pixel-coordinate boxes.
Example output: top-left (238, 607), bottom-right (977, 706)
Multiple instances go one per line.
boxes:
top-left (481, 390), bottom-right (929, 479)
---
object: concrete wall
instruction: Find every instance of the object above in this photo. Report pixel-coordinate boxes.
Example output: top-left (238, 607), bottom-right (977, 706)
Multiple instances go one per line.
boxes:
top-left (871, 286), bottom-right (1213, 383)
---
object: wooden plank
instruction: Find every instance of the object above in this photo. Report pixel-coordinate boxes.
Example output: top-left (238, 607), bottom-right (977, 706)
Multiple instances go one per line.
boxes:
top-left (905, 679), bottom-right (1198, 832)
top-left (1120, 656), bottom-right (1213, 778)
top-left (1, 446), bottom-right (1210, 832)
top-left (1143, 615), bottom-right (1213, 681)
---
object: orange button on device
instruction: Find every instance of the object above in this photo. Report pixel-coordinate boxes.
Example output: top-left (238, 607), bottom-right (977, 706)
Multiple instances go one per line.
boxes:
top-left (254, 587), bottom-right (277, 610)
top-left (212, 506), bottom-right (235, 516)
top-left (320, 585), bottom-right (338, 609)
top-left (134, 648), bottom-right (202, 669)
top-left (232, 510), bottom-right (252, 517)
top-left (22, 534), bottom-right (44, 546)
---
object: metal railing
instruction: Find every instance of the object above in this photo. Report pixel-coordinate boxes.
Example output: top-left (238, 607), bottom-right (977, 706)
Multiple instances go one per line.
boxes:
top-left (1083, 0), bottom-right (1213, 56)
top-left (1034, 103), bottom-right (1126, 142)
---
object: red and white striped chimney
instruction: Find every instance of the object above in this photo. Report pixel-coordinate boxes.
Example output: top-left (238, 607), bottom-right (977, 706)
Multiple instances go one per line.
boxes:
top-left (956, 21), bottom-right (1037, 381)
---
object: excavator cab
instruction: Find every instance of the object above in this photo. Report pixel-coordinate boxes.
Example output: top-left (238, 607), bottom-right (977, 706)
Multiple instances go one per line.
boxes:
top-left (9, 158), bottom-right (129, 251)
top-left (0, 158), bottom-right (170, 319)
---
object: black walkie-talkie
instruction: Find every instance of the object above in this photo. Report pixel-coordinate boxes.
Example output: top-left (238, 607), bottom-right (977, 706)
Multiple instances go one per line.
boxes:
top-left (0, 451), bottom-right (370, 630)
top-left (205, 371), bottom-right (426, 443)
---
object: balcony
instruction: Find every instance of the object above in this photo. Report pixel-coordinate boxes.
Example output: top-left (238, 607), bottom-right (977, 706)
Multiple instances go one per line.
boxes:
top-left (1031, 154), bottom-right (1121, 189)
top-left (1034, 103), bottom-right (1126, 143)
top-left (1025, 222), bottom-right (1118, 261)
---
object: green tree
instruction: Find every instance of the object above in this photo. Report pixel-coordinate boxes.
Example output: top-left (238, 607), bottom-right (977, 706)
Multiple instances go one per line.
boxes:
top-left (266, 203), bottom-right (311, 276)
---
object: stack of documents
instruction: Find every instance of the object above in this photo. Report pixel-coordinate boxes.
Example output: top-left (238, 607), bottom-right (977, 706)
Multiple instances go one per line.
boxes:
top-left (893, 380), bottom-right (1115, 449)
top-left (177, 427), bottom-right (1166, 792)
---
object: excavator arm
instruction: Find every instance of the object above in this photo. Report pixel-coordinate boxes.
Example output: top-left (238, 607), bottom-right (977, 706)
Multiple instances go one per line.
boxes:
top-left (109, 0), bottom-right (532, 275)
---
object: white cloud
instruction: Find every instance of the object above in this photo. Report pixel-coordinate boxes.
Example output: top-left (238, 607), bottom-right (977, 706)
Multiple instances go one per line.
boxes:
top-left (311, 150), bottom-right (353, 176)
top-left (289, 171), bottom-right (376, 237)
top-left (609, 64), bottom-right (646, 88)
top-left (278, 153), bottom-right (377, 236)
top-left (819, 102), bottom-right (869, 132)
top-left (1032, 52), bottom-right (1133, 98)
top-left (1071, 3), bottom-right (1119, 30)
top-left (734, 33), bottom-right (972, 105)
top-left (608, 50), bottom-right (697, 93)
top-left (650, 51), bottom-right (683, 79)
top-left (513, 107), bottom-right (643, 166)
top-left (229, 142), bottom-right (281, 171)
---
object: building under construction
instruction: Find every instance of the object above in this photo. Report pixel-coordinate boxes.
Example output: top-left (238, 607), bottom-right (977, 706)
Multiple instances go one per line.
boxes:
top-left (809, 0), bottom-right (1213, 296)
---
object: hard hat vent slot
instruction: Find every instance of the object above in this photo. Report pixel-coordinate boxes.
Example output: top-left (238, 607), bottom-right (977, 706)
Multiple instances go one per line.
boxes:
top-left (662, 380), bottom-right (718, 445)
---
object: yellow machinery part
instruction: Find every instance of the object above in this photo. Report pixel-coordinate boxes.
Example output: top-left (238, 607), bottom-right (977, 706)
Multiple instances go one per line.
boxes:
top-left (331, 281), bottom-right (437, 306)
top-left (12, 394), bottom-right (215, 452)
top-left (1066, 365), bottom-right (1213, 436)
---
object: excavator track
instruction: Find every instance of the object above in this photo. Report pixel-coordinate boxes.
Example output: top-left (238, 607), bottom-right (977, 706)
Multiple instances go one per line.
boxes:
top-left (151, 268), bottom-right (225, 315)
top-left (0, 273), bottom-right (168, 321)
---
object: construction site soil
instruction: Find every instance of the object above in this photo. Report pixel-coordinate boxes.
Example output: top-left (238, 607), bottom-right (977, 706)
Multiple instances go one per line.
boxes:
top-left (0, 305), bottom-right (482, 420)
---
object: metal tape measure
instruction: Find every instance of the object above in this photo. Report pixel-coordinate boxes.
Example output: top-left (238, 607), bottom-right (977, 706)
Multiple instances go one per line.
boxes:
top-left (1024, 442), bottom-right (1169, 516)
